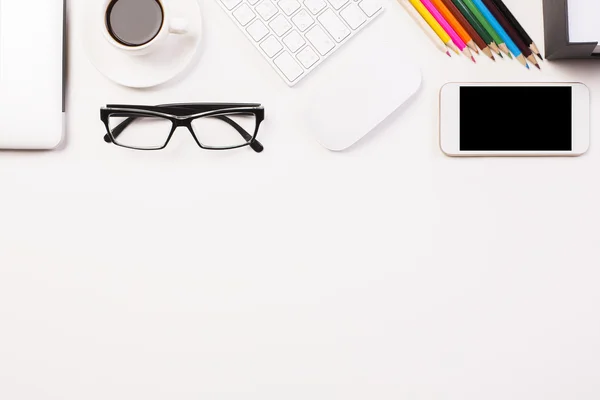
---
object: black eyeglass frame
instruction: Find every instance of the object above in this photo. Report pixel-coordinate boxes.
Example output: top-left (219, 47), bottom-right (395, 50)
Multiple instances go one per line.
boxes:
top-left (100, 103), bottom-right (265, 153)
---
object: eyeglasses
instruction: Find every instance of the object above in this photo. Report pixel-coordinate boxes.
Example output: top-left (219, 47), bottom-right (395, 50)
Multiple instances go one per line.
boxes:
top-left (100, 103), bottom-right (265, 152)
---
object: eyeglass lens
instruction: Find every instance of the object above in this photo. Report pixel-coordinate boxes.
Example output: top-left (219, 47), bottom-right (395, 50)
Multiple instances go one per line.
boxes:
top-left (108, 112), bottom-right (257, 150)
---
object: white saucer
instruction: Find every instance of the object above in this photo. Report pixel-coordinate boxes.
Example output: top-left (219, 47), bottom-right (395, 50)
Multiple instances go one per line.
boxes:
top-left (83, 0), bottom-right (203, 88)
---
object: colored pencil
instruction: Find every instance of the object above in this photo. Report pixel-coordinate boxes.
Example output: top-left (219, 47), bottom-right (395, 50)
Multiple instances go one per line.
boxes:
top-left (431, 0), bottom-right (478, 54)
top-left (440, 0), bottom-right (495, 60)
top-left (471, 0), bottom-right (529, 68)
top-left (399, 0), bottom-right (452, 56)
top-left (481, 0), bottom-right (539, 68)
top-left (462, 0), bottom-right (510, 58)
top-left (420, 0), bottom-right (475, 62)
top-left (490, 0), bottom-right (542, 59)
top-left (452, 0), bottom-right (502, 57)
top-left (407, 0), bottom-right (460, 54)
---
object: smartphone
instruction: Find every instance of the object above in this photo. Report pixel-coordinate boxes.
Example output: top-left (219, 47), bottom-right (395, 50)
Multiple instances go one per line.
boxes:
top-left (439, 82), bottom-right (590, 157)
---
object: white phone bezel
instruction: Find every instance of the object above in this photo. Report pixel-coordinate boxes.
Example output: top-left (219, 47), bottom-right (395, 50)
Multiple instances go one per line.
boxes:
top-left (439, 82), bottom-right (590, 157)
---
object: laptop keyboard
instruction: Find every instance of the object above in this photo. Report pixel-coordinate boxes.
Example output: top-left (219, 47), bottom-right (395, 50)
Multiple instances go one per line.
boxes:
top-left (216, 0), bottom-right (383, 86)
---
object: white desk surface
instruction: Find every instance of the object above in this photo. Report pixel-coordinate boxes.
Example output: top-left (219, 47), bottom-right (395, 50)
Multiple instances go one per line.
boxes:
top-left (1, 0), bottom-right (599, 399)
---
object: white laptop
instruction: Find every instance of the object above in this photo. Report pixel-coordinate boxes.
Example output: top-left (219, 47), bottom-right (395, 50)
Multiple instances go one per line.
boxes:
top-left (0, 0), bottom-right (64, 149)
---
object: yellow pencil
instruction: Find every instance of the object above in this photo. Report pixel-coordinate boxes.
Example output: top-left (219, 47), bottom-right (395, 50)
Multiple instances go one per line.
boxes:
top-left (399, 0), bottom-right (451, 57)
top-left (407, 0), bottom-right (460, 55)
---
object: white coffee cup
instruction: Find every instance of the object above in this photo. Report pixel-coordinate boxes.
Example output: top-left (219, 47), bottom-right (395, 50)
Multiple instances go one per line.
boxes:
top-left (102, 0), bottom-right (189, 56)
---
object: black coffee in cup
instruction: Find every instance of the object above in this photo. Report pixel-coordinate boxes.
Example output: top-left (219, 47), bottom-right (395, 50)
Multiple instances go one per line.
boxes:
top-left (106, 0), bottom-right (165, 47)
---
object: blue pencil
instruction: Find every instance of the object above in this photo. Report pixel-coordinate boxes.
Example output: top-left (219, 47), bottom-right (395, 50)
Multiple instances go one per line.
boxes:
top-left (471, 0), bottom-right (529, 69)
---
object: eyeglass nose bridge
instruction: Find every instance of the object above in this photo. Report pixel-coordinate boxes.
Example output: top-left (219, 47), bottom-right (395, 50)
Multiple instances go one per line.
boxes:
top-left (165, 119), bottom-right (194, 144)
top-left (172, 117), bottom-right (192, 128)
top-left (171, 119), bottom-right (196, 139)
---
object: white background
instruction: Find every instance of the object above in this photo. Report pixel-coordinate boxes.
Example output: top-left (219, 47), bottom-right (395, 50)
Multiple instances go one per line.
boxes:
top-left (1, 0), bottom-right (599, 399)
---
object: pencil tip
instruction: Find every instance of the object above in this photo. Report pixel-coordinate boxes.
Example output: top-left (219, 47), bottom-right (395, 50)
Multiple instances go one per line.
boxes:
top-left (491, 56), bottom-right (495, 61)
top-left (471, 56), bottom-right (476, 63)
top-left (537, 53), bottom-right (544, 60)
top-left (535, 64), bottom-right (541, 70)
top-left (508, 54), bottom-right (513, 59)
top-left (446, 51), bottom-right (451, 57)
top-left (498, 53), bottom-right (504, 59)
top-left (526, 64), bottom-right (530, 69)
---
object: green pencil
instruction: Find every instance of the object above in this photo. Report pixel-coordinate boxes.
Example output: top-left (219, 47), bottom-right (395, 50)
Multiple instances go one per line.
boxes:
top-left (462, 0), bottom-right (511, 58)
top-left (451, 0), bottom-right (502, 57)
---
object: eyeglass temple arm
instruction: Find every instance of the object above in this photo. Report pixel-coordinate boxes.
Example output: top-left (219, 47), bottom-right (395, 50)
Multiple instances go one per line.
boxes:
top-left (213, 115), bottom-right (263, 152)
top-left (104, 114), bottom-right (263, 153)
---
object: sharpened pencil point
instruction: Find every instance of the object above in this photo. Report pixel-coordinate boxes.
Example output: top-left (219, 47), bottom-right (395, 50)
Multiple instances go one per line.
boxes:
top-left (531, 43), bottom-right (542, 59)
top-left (446, 51), bottom-right (452, 57)
top-left (471, 56), bottom-right (476, 63)
top-left (526, 64), bottom-right (530, 69)
top-left (491, 55), bottom-right (495, 61)
top-left (482, 48), bottom-right (495, 61)
top-left (537, 53), bottom-right (543, 60)
top-left (448, 43), bottom-right (460, 55)
top-left (535, 63), bottom-right (541, 70)
top-left (498, 53), bottom-right (503, 59)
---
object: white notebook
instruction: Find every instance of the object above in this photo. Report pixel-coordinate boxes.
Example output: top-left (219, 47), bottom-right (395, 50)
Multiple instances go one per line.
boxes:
top-left (0, 0), bottom-right (64, 149)
top-left (568, 0), bottom-right (600, 53)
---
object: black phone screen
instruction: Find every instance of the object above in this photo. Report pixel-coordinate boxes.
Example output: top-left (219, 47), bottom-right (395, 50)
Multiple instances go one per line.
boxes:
top-left (460, 86), bottom-right (572, 151)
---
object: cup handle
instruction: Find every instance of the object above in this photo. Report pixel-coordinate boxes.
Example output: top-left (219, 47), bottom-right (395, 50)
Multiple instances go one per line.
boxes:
top-left (168, 18), bottom-right (189, 34)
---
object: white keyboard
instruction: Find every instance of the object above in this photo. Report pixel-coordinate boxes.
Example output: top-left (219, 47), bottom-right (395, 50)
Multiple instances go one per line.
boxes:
top-left (216, 0), bottom-right (383, 86)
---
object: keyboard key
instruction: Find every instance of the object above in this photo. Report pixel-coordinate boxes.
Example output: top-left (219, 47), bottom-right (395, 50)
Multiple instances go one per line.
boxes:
top-left (216, 0), bottom-right (383, 86)
top-left (233, 4), bottom-right (256, 26)
top-left (304, 0), bottom-right (327, 14)
top-left (305, 25), bottom-right (335, 55)
top-left (291, 9), bottom-right (314, 32)
top-left (269, 15), bottom-right (292, 36)
top-left (274, 51), bottom-right (304, 81)
top-left (296, 46), bottom-right (319, 68)
top-left (256, 0), bottom-right (279, 20)
top-left (221, 0), bottom-right (242, 10)
top-left (279, 0), bottom-right (301, 15)
top-left (260, 35), bottom-right (284, 57)
top-left (318, 9), bottom-right (350, 42)
top-left (358, 0), bottom-right (381, 17)
top-left (283, 30), bottom-right (306, 52)
top-left (328, 0), bottom-right (348, 9)
top-left (246, 19), bottom-right (270, 41)
top-left (340, 3), bottom-right (367, 29)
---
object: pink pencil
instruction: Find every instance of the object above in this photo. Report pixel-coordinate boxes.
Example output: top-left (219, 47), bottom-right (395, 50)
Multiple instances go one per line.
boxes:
top-left (419, 0), bottom-right (475, 62)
